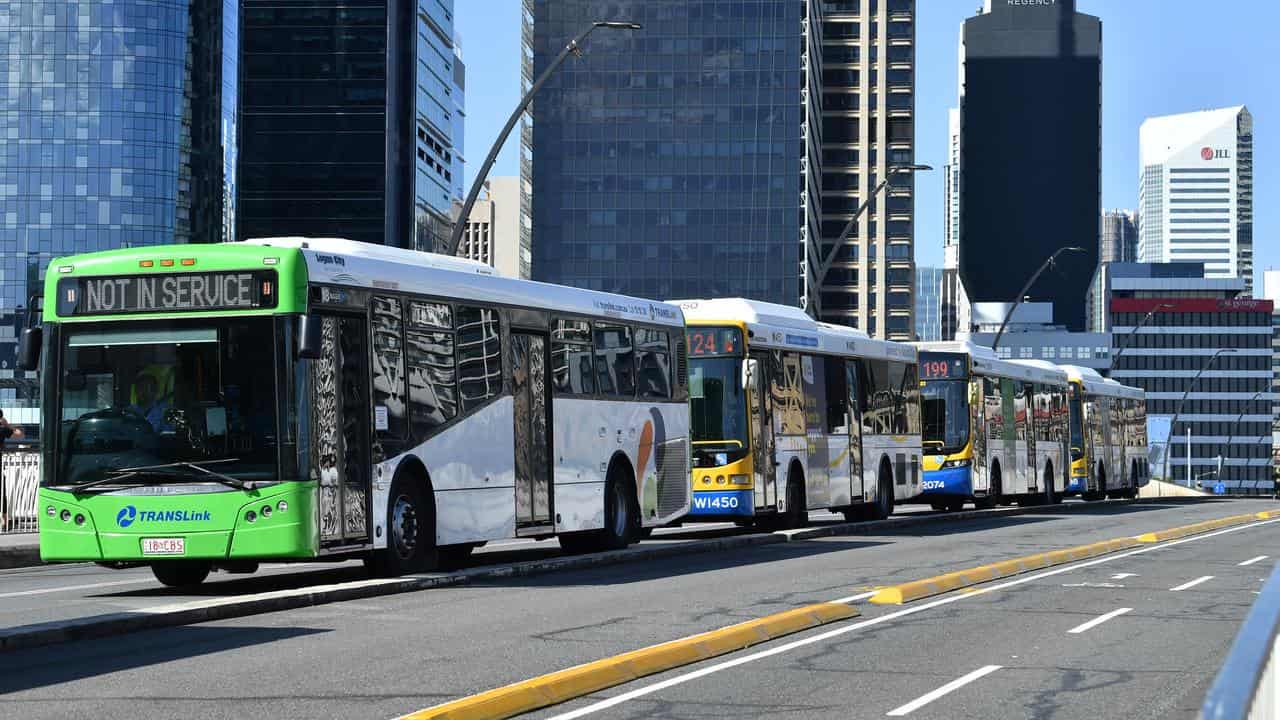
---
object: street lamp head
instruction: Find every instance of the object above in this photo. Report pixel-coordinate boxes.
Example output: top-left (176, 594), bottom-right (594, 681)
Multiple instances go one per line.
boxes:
top-left (1064, 246), bottom-right (1086, 253)
top-left (595, 21), bottom-right (642, 29)
top-left (889, 164), bottom-right (933, 173)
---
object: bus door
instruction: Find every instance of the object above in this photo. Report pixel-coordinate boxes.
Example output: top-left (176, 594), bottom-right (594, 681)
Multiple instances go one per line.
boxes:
top-left (748, 351), bottom-right (777, 510)
top-left (314, 314), bottom-right (372, 545)
top-left (511, 332), bottom-right (553, 530)
top-left (845, 360), bottom-right (865, 503)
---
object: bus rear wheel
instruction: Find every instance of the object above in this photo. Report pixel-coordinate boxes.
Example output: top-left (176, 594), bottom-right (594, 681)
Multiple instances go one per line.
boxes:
top-left (560, 469), bottom-right (638, 553)
top-left (869, 462), bottom-right (895, 520)
top-left (151, 561), bottom-right (211, 588)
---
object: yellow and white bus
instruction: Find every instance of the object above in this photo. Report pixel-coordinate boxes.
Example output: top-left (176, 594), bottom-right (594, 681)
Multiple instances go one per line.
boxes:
top-left (917, 342), bottom-right (1071, 510)
top-left (1062, 365), bottom-right (1149, 500)
top-left (675, 299), bottom-right (921, 526)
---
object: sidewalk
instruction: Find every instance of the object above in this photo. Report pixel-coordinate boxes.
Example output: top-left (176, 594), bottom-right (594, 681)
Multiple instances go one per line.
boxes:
top-left (0, 532), bottom-right (41, 569)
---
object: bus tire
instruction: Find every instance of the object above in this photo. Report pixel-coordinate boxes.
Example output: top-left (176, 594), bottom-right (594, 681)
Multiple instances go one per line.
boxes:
top-left (976, 463), bottom-right (1001, 510)
top-left (373, 474), bottom-right (435, 576)
top-left (151, 561), bottom-right (211, 588)
top-left (929, 500), bottom-right (947, 512)
top-left (780, 465), bottom-right (808, 530)
top-left (870, 459), bottom-right (895, 520)
top-left (561, 463), bottom-right (638, 553)
top-left (636, 527), bottom-right (654, 540)
top-left (946, 500), bottom-right (965, 512)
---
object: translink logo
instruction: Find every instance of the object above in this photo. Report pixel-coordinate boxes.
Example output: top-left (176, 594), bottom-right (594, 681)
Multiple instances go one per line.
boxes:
top-left (115, 505), bottom-right (211, 528)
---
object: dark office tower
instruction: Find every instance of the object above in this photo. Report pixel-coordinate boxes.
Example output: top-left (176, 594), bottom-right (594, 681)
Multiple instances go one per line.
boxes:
top-left (819, 0), bottom-right (917, 340)
top-left (959, 0), bottom-right (1101, 331)
top-left (238, 0), bottom-right (464, 251)
top-left (526, 1), bottom-right (824, 308)
top-left (0, 0), bottom-right (237, 418)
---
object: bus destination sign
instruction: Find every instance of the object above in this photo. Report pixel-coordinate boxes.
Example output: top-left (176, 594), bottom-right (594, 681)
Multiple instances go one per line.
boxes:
top-left (918, 352), bottom-right (968, 380)
top-left (57, 271), bottom-right (278, 316)
top-left (688, 327), bottom-right (743, 356)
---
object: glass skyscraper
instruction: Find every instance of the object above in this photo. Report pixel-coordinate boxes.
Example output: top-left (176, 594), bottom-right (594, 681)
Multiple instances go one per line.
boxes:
top-left (0, 0), bottom-right (237, 420)
top-left (526, 0), bottom-right (823, 307)
top-left (237, 0), bottom-right (463, 251)
top-left (914, 265), bottom-right (942, 342)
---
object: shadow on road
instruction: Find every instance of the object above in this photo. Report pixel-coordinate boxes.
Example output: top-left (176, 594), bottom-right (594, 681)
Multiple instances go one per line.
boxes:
top-left (0, 625), bottom-right (330, 694)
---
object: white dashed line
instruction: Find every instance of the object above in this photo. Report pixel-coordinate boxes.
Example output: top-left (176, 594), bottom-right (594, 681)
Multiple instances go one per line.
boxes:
top-left (1238, 555), bottom-right (1268, 566)
top-left (886, 665), bottom-right (1003, 716)
top-left (1067, 607), bottom-right (1133, 634)
top-left (1170, 575), bottom-right (1214, 592)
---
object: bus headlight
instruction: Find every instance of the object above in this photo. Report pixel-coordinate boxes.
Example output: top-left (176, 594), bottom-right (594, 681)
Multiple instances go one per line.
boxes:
top-left (941, 459), bottom-right (971, 469)
top-left (277, 500), bottom-right (289, 513)
top-left (730, 474), bottom-right (750, 486)
top-left (245, 510), bottom-right (257, 524)
top-left (46, 506), bottom-right (56, 517)
top-left (715, 475), bottom-right (727, 485)
top-left (59, 510), bottom-right (71, 523)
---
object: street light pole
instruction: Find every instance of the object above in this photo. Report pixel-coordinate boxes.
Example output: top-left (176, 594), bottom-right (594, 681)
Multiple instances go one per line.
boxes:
top-left (1110, 303), bottom-right (1175, 369)
top-left (990, 246), bottom-right (1086, 350)
top-left (445, 21), bottom-right (642, 258)
top-left (1160, 348), bottom-right (1235, 487)
top-left (1219, 389), bottom-right (1265, 493)
top-left (814, 164), bottom-right (932, 292)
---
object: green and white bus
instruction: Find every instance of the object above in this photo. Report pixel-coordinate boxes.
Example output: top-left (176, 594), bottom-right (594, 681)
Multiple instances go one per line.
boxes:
top-left (24, 238), bottom-right (691, 586)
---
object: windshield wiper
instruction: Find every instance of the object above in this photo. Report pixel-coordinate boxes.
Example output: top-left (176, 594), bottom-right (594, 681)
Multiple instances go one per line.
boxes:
top-left (111, 460), bottom-right (252, 491)
top-left (69, 459), bottom-right (252, 494)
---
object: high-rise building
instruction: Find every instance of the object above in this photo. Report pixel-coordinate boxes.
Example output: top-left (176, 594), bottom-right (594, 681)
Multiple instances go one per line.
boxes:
top-left (1101, 209), bottom-right (1138, 264)
top-left (1137, 106), bottom-right (1254, 294)
top-left (237, 0), bottom-right (465, 252)
top-left (958, 0), bottom-right (1101, 332)
top-left (914, 266), bottom-right (942, 342)
top-left (460, 177), bottom-right (526, 279)
top-left (1103, 263), bottom-right (1273, 492)
top-left (526, 0), bottom-right (823, 312)
top-left (941, 107), bottom-right (964, 340)
top-left (817, 0), bottom-right (917, 340)
top-left (1264, 269), bottom-right (1280, 471)
top-left (0, 0), bottom-right (239, 424)
top-left (916, 266), bottom-right (942, 342)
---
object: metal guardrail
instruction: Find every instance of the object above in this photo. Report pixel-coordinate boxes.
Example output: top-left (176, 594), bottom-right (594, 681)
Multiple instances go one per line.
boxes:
top-left (1203, 561), bottom-right (1280, 719)
top-left (0, 446), bottom-right (40, 534)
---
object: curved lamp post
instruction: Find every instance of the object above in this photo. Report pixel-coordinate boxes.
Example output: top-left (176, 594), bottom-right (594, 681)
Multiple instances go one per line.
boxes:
top-left (814, 164), bottom-right (933, 290)
top-left (1218, 389), bottom-right (1266, 493)
top-left (1160, 348), bottom-right (1235, 487)
top-left (446, 21), bottom-right (642, 257)
top-left (990, 246), bottom-right (1086, 350)
top-left (1110, 303), bottom-right (1175, 369)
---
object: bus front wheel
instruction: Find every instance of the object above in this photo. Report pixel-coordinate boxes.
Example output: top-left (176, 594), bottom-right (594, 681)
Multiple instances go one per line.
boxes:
top-left (151, 561), bottom-right (211, 588)
top-left (372, 477), bottom-right (435, 576)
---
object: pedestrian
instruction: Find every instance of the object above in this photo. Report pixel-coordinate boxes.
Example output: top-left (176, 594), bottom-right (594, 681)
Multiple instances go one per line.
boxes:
top-left (0, 410), bottom-right (23, 532)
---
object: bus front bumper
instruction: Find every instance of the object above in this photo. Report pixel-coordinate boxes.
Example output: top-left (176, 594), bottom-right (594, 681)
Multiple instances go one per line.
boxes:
top-left (920, 467), bottom-right (973, 497)
top-left (688, 489), bottom-right (754, 518)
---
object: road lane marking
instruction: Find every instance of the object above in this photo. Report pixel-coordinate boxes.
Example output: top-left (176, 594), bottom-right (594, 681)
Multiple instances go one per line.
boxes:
top-left (1111, 573), bottom-right (1138, 579)
top-left (542, 518), bottom-right (1280, 720)
top-left (396, 603), bottom-right (857, 720)
top-left (1067, 607), bottom-right (1133, 634)
top-left (0, 578), bottom-right (152, 599)
top-left (1170, 575), bottom-right (1214, 592)
top-left (885, 665), bottom-right (1003, 717)
top-left (1239, 555), bottom-right (1269, 566)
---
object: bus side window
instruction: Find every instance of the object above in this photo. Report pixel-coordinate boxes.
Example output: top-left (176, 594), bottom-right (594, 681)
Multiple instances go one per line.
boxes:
top-left (551, 318), bottom-right (594, 395)
top-left (371, 296), bottom-right (407, 447)
top-left (406, 326), bottom-right (457, 441)
top-left (456, 306), bottom-right (502, 411)
top-left (824, 355), bottom-right (848, 433)
top-left (634, 328), bottom-right (671, 400)
top-left (594, 324), bottom-right (635, 398)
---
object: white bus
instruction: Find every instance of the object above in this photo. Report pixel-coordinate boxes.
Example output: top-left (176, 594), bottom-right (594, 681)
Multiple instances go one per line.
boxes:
top-left (917, 342), bottom-right (1071, 510)
top-left (1061, 365), bottom-right (1149, 500)
top-left (675, 299), bottom-right (921, 526)
top-left (256, 238), bottom-right (691, 573)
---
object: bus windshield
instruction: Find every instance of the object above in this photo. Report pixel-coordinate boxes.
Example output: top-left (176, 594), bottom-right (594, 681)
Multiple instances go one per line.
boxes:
top-left (1068, 384), bottom-right (1085, 460)
top-left (52, 318), bottom-right (280, 488)
top-left (921, 379), bottom-right (969, 455)
top-left (689, 357), bottom-right (749, 466)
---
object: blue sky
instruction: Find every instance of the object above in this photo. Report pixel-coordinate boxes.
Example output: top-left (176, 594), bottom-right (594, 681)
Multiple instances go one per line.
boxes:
top-left (457, 1), bottom-right (1276, 290)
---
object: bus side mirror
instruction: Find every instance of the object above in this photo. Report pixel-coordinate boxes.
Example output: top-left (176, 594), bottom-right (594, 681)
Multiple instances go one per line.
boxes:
top-left (742, 358), bottom-right (758, 391)
top-left (16, 326), bottom-right (41, 371)
top-left (297, 315), bottom-right (323, 359)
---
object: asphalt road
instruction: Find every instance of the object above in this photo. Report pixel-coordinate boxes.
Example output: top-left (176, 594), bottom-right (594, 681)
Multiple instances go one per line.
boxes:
top-left (0, 498), bottom-right (1274, 720)
top-left (0, 509), bottom-right (860, 630)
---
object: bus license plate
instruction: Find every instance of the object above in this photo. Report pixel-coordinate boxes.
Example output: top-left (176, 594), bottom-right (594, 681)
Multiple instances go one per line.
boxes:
top-left (141, 538), bottom-right (185, 556)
